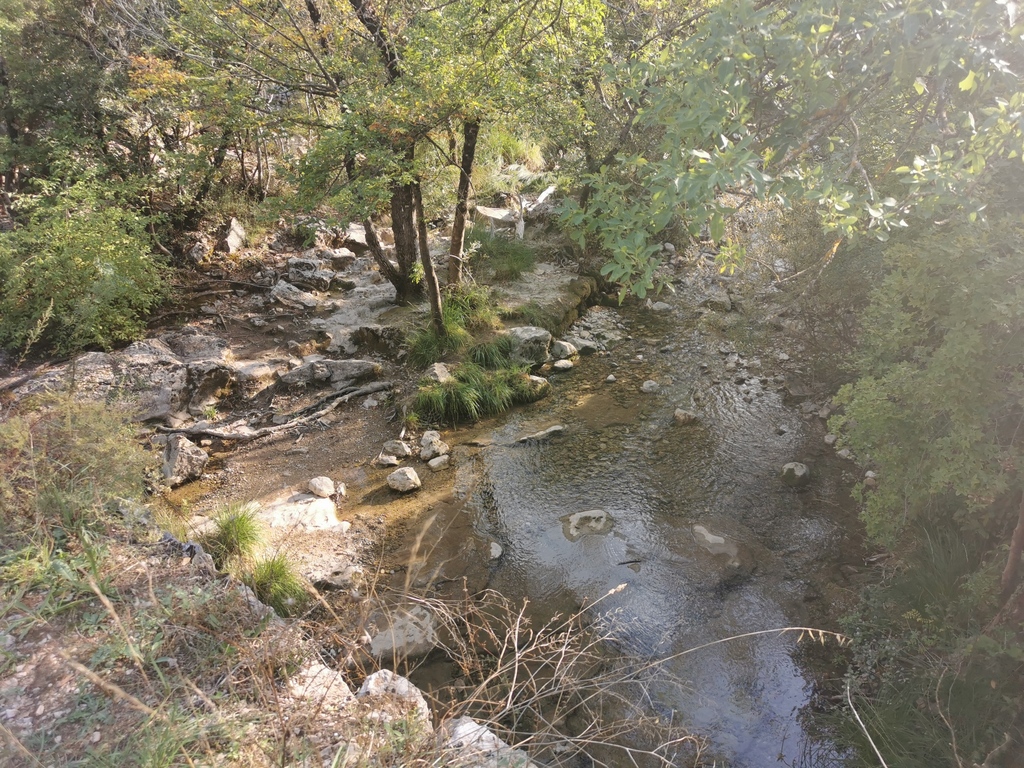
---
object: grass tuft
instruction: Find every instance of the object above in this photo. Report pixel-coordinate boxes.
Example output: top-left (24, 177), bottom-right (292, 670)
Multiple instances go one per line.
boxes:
top-left (201, 503), bottom-right (263, 569)
top-left (243, 553), bottom-right (308, 617)
top-left (414, 362), bottom-right (534, 425)
top-left (467, 228), bottom-right (537, 282)
top-left (468, 334), bottom-right (516, 369)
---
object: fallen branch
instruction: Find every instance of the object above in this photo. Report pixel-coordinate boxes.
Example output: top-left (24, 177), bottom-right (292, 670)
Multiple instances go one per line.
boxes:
top-left (156, 381), bottom-right (393, 442)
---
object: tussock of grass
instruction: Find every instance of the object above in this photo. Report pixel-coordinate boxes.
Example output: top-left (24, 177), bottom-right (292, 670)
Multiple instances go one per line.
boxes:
top-left (414, 362), bottom-right (534, 424)
top-left (244, 553), bottom-right (308, 617)
top-left (201, 502), bottom-right (263, 569)
top-left (468, 335), bottom-right (516, 369)
top-left (407, 285), bottom-right (500, 367)
top-left (467, 228), bottom-right (537, 282)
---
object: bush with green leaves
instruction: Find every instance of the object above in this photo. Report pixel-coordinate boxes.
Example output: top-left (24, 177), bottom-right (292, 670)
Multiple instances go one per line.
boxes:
top-left (0, 180), bottom-right (166, 356)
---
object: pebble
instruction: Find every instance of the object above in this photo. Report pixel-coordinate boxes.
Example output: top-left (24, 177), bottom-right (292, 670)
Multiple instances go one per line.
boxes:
top-left (91, 731), bottom-right (101, 743)
top-left (641, 380), bottom-right (660, 394)
top-left (552, 359), bottom-right (574, 371)
top-left (824, 434), bottom-right (838, 445)
top-left (605, 375), bottom-right (616, 383)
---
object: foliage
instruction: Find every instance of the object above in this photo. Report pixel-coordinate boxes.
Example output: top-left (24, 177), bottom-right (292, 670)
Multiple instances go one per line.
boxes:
top-left (0, 395), bottom-right (151, 542)
top-left (558, 0), bottom-right (1024, 298)
top-left (838, 520), bottom-right (1019, 768)
top-left (831, 218), bottom-right (1024, 544)
top-left (201, 503), bottom-right (263, 570)
top-left (0, 177), bottom-right (166, 355)
top-left (243, 553), bottom-right (308, 618)
top-left (466, 228), bottom-right (538, 282)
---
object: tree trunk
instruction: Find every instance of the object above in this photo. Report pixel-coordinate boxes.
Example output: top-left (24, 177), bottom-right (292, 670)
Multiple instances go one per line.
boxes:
top-left (414, 181), bottom-right (445, 336)
top-left (448, 118), bottom-right (480, 285)
top-left (1000, 492), bottom-right (1024, 597)
top-left (390, 178), bottom-right (423, 303)
top-left (363, 217), bottom-right (418, 304)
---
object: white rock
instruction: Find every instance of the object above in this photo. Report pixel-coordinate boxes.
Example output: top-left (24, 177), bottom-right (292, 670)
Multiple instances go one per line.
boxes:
top-left (424, 362), bottom-right (453, 383)
top-left (428, 455), bottom-right (450, 471)
top-left (270, 280), bottom-right (319, 309)
top-left (358, 669), bottom-right (431, 728)
top-left (837, 448), bottom-right (853, 460)
top-left (489, 541), bottom-right (503, 560)
top-left (552, 359), bottom-right (574, 371)
top-left (307, 476), bottom-right (335, 498)
top-left (641, 380), bottom-right (660, 394)
top-left (382, 440), bottom-right (412, 457)
top-left (824, 433), bottom-right (838, 445)
top-left (506, 326), bottom-right (553, 365)
top-left (517, 425), bottom-right (565, 443)
top-left (420, 431), bottom-right (450, 461)
top-left (651, 301), bottom-right (672, 311)
top-left (605, 374), bottom-right (617, 383)
top-left (261, 495), bottom-right (339, 529)
top-left (550, 340), bottom-right (578, 360)
top-left (781, 462), bottom-right (811, 488)
top-left (162, 435), bottom-right (209, 487)
top-left (387, 467), bottom-right (421, 492)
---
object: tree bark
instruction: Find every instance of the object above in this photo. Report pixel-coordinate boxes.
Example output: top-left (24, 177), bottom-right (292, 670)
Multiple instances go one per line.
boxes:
top-left (448, 118), bottom-right (480, 285)
top-left (363, 217), bottom-right (416, 303)
top-left (1000, 492), bottom-right (1024, 597)
top-left (414, 181), bottom-right (445, 336)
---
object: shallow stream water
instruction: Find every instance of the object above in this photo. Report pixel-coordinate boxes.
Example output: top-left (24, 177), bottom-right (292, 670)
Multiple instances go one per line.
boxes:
top-left (415, 285), bottom-right (861, 766)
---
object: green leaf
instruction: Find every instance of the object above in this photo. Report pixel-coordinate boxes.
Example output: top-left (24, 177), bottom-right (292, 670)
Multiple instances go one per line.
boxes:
top-left (958, 70), bottom-right (976, 91)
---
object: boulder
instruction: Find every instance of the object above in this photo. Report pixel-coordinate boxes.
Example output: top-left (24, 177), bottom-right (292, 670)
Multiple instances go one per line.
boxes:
top-left (270, 280), bottom-right (319, 309)
top-left (701, 288), bottom-right (732, 313)
top-left (261, 494), bottom-right (340, 529)
top-left (428, 455), bottom-right (450, 471)
top-left (781, 462), bottom-right (811, 488)
top-left (550, 340), bottom-right (578, 360)
top-left (506, 326), bottom-right (552, 365)
top-left (382, 440), bottom-right (412, 457)
top-left (420, 430), bottom-right (450, 461)
top-left (388, 467), bottom-right (422, 492)
top-left (162, 435), bottom-right (209, 487)
top-left (279, 358), bottom-right (380, 388)
top-left (442, 716), bottom-right (537, 768)
top-left (287, 662), bottom-right (353, 712)
top-left (367, 604), bottom-right (438, 660)
top-left (308, 476), bottom-right (335, 498)
top-left (216, 218), bottom-right (246, 253)
top-left (357, 670), bottom-right (431, 729)
top-left (525, 375), bottom-right (551, 400)
top-left (424, 362), bottom-right (454, 383)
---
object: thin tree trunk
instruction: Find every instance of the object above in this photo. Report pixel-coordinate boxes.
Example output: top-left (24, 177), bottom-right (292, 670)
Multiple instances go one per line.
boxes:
top-left (1000, 492), bottom-right (1024, 597)
top-left (448, 118), bottom-right (480, 285)
top-left (390, 177), bottom-right (422, 301)
top-left (414, 181), bottom-right (445, 336)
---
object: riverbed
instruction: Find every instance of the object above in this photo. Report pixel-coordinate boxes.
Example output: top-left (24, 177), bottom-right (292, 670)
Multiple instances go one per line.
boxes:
top-left (408, 281), bottom-right (864, 766)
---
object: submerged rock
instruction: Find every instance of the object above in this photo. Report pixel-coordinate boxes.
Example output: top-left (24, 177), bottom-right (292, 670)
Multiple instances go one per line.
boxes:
top-left (562, 509), bottom-right (613, 540)
top-left (517, 424), bottom-right (565, 443)
top-left (781, 462), bottom-right (811, 488)
top-left (641, 379), bottom-right (660, 394)
top-left (673, 408), bottom-right (698, 425)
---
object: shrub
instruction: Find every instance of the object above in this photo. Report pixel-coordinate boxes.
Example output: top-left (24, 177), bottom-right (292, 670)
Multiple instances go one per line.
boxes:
top-left (466, 227), bottom-right (537, 282)
top-left (243, 553), bottom-right (308, 617)
top-left (0, 180), bottom-right (166, 355)
top-left (0, 395), bottom-right (150, 540)
top-left (201, 503), bottom-right (263, 569)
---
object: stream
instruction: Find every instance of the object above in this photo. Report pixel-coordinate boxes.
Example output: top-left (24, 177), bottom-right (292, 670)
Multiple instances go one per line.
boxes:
top-left (408, 282), bottom-right (862, 767)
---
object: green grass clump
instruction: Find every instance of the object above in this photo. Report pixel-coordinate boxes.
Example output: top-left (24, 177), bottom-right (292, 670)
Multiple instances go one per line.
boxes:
top-left (467, 227), bottom-right (537, 282)
top-left (243, 553), bottom-right (308, 617)
top-left (407, 285), bottom-right (500, 367)
top-left (468, 334), bottom-right (516, 369)
top-left (201, 503), bottom-right (263, 569)
top-left (414, 362), bottom-right (535, 424)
